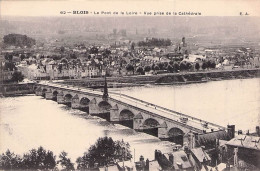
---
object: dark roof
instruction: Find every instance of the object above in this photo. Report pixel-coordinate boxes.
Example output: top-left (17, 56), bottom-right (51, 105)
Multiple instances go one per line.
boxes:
top-left (164, 150), bottom-right (195, 170)
top-left (191, 147), bottom-right (211, 163)
top-left (226, 135), bottom-right (260, 151)
top-left (197, 130), bottom-right (229, 147)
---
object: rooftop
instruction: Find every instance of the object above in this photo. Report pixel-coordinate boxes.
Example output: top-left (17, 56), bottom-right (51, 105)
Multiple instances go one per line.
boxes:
top-left (226, 134), bottom-right (260, 151)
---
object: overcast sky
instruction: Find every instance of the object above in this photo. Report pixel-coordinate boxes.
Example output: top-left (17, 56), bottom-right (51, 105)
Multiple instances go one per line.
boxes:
top-left (1, 0), bottom-right (260, 17)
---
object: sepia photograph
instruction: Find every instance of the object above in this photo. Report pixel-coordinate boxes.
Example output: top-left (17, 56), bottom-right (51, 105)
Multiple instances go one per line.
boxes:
top-left (0, 0), bottom-right (260, 170)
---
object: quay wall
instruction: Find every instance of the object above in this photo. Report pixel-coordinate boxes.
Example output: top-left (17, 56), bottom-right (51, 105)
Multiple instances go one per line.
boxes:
top-left (61, 68), bottom-right (260, 87)
top-left (0, 83), bottom-right (35, 96)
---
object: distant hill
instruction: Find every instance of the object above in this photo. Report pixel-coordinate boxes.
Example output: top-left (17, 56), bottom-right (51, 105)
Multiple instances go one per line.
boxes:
top-left (1, 16), bottom-right (259, 45)
top-left (3, 34), bottom-right (36, 47)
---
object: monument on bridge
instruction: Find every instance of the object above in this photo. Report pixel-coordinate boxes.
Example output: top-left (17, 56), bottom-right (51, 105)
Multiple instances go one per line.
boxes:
top-left (102, 76), bottom-right (108, 101)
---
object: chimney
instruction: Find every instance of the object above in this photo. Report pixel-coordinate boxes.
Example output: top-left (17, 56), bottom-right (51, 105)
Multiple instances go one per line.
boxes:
top-left (169, 154), bottom-right (174, 164)
top-left (256, 126), bottom-right (260, 136)
top-left (188, 132), bottom-right (196, 149)
top-left (246, 130), bottom-right (250, 135)
top-left (145, 159), bottom-right (149, 171)
top-left (140, 155), bottom-right (144, 161)
top-left (227, 125), bottom-right (235, 139)
top-left (155, 150), bottom-right (158, 160)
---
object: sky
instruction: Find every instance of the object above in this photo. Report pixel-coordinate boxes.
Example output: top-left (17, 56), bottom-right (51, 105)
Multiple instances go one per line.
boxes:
top-left (1, 0), bottom-right (260, 17)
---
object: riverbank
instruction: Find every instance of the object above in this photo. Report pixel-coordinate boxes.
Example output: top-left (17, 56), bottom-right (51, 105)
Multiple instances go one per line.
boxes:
top-left (60, 68), bottom-right (260, 87)
top-left (1, 68), bottom-right (259, 96)
top-left (0, 83), bottom-right (35, 97)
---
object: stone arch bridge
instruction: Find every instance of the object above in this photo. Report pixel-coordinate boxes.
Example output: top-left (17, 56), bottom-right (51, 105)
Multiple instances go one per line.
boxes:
top-left (35, 82), bottom-right (226, 146)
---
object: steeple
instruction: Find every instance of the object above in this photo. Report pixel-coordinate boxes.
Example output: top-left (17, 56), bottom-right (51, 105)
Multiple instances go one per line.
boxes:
top-left (102, 75), bottom-right (108, 100)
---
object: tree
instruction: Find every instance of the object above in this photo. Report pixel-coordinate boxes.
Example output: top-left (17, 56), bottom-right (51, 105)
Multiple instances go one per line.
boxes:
top-left (210, 61), bottom-right (216, 69)
top-left (167, 64), bottom-right (173, 73)
top-left (136, 66), bottom-right (144, 75)
top-left (137, 38), bottom-right (171, 47)
top-left (4, 62), bottom-right (16, 71)
top-left (22, 146), bottom-right (56, 170)
top-left (144, 65), bottom-right (151, 72)
top-left (195, 63), bottom-right (200, 71)
top-left (3, 34), bottom-right (36, 47)
top-left (76, 137), bottom-right (132, 169)
top-left (0, 150), bottom-right (23, 170)
top-left (90, 46), bottom-right (98, 54)
top-left (180, 62), bottom-right (187, 71)
top-left (158, 62), bottom-right (164, 70)
top-left (186, 62), bottom-right (192, 70)
top-left (102, 49), bottom-right (111, 58)
top-left (58, 151), bottom-right (75, 171)
top-left (173, 62), bottom-right (180, 72)
top-left (202, 62), bottom-right (208, 70)
top-left (126, 64), bottom-right (134, 74)
top-left (154, 65), bottom-right (160, 71)
top-left (20, 54), bottom-right (26, 61)
top-left (5, 54), bottom-right (13, 61)
top-left (11, 71), bottom-right (24, 83)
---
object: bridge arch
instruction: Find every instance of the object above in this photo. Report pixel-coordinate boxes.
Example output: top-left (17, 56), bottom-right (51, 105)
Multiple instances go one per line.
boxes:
top-left (143, 118), bottom-right (160, 128)
top-left (52, 90), bottom-right (58, 101)
top-left (119, 109), bottom-right (135, 128)
top-left (119, 109), bottom-right (135, 121)
top-left (142, 118), bottom-right (160, 137)
top-left (42, 88), bottom-right (47, 97)
top-left (64, 94), bottom-right (73, 106)
top-left (80, 97), bottom-right (90, 106)
top-left (98, 101), bottom-right (112, 110)
top-left (168, 127), bottom-right (185, 145)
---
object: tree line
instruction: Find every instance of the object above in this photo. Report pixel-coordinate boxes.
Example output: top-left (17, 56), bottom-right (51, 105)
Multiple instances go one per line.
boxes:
top-left (137, 38), bottom-right (171, 47)
top-left (3, 34), bottom-right (36, 48)
top-left (0, 137), bottom-right (132, 170)
top-left (125, 60), bottom-right (216, 75)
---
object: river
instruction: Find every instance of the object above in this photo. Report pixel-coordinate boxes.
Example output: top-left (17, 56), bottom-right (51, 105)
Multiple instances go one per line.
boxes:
top-left (0, 78), bottom-right (259, 163)
top-left (111, 78), bottom-right (260, 132)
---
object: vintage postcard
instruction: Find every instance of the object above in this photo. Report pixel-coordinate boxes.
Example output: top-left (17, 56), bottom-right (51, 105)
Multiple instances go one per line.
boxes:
top-left (0, 0), bottom-right (260, 170)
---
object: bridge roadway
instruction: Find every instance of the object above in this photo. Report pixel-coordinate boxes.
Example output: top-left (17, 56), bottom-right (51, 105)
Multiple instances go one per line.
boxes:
top-left (38, 82), bottom-right (225, 133)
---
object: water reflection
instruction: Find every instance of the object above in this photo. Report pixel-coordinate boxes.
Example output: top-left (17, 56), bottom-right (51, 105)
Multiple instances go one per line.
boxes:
top-left (0, 95), bottom-right (173, 163)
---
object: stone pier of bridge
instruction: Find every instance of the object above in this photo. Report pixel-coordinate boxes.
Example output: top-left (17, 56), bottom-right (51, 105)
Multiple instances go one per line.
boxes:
top-left (34, 84), bottom-right (228, 146)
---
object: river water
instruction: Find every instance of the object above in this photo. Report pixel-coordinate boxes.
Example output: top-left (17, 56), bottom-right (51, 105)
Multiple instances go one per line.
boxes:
top-left (111, 78), bottom-right (260, 132)
top-left (0, 78), bottom-right (259, 163)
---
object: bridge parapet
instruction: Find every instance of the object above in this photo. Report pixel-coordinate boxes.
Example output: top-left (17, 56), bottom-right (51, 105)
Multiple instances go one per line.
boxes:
top-left (36, 82), bottom-right (226, 145)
